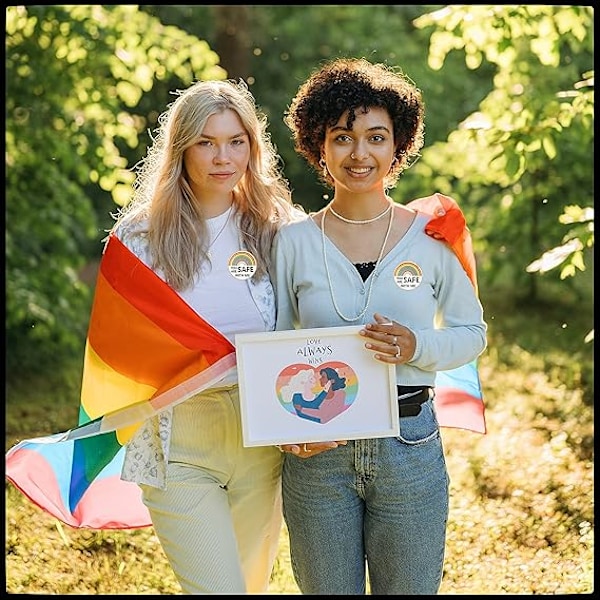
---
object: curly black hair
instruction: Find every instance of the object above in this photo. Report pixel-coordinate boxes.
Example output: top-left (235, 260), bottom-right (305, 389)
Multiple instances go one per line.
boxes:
top-left (284, 57), bottom-right (425, 189)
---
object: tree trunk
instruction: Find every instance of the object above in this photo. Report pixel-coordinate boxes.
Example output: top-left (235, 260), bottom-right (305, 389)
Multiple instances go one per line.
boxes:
top-left (213, 6), bottom-right (251, 80)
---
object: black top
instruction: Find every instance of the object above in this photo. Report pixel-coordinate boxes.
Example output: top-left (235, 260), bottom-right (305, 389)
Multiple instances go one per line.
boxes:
top-left (354, 261), bottom-right (376, 281)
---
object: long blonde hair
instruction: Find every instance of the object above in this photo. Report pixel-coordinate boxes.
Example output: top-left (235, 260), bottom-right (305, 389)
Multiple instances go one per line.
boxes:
top-left (114, 79), bottom-right (296, 289)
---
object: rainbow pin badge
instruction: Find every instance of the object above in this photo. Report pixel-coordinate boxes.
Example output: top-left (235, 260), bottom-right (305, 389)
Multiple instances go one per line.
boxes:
top-left (228, 250), bottom-right (257, 280)
top-left (393, 261), bottom-right (423, 290)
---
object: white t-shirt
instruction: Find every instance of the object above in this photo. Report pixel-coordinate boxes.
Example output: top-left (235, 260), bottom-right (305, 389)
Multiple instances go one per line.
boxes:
top-left (178, 205), bottom-right (268, 346)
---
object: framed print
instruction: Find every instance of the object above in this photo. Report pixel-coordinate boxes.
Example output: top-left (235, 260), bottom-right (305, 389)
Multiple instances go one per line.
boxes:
top-left (235, 325), bottom-right (399, 447)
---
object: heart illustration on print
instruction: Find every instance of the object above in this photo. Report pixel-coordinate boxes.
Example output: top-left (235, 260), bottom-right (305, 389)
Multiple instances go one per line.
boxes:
top-left (275, 361), bottom-right (358, 424)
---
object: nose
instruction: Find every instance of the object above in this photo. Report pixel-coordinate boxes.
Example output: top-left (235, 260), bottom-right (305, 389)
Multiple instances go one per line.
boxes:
top-left (351, 142), bottom-right (369, 160)
top-left (213, 145), bottom-right (231, 163)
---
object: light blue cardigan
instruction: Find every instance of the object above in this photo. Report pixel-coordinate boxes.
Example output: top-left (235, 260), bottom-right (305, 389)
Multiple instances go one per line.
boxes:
top-left (271, 211), bottom-right (487, 389)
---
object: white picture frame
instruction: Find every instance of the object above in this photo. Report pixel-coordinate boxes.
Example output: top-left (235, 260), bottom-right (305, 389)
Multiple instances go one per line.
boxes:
top-left (235, 325), bottom-right (399, 447)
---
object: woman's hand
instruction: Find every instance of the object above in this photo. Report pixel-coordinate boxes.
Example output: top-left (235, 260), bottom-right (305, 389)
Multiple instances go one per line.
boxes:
top-left (360, 312), bottom-right (416, 364)
top-left (276, 440), bottom-right (347, 458)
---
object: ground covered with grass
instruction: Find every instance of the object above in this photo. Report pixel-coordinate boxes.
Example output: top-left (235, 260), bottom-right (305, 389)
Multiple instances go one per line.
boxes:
top-left (5, 292), bottom-right (594, 594)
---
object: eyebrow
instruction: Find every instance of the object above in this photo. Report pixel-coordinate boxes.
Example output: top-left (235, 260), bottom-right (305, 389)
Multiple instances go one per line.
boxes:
top-left (329, 124), bottom-right (391, 134)
top-left (199, 131), bottom-right (248, 140)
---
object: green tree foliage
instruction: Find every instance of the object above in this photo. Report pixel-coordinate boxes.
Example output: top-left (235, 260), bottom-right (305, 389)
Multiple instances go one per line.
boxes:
top-left (5, 5), bottom-right (226, 373)
top-left (140, 5), bottom-right (495, 211)
top-left (144, 4), bottom-right (592, 302)
top-left (412, 5), bottom-right (594, 300)
top-left (6, 5), bottom-right (593, 375)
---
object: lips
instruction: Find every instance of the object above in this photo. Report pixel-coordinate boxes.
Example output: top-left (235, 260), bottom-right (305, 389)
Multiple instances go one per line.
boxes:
top-left (346, 167), bottom-right (374, 175)
top-left (210, 172), bottom-right (236, 181)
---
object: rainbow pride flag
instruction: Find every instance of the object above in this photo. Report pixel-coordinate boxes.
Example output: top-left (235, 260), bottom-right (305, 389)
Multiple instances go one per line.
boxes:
top-left (408, 193), bottom-right (486, 434)
top-left (6, 194), bottom-right (485, 530)
top-left (6, 234), bottom-right (236, 529)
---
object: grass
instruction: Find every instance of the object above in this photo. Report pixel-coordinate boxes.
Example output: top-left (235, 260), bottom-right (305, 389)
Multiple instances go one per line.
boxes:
top-left (5, 288), bottom-right (594, 594)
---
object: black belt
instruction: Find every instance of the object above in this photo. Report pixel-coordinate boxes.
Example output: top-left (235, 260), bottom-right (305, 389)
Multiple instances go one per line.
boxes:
top-left (397, 386), bottom-right (432, 417)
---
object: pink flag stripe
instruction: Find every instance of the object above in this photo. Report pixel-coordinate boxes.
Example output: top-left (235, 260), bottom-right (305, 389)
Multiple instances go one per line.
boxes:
top-left (6, 442), bottom-right (151, 529)
top-left (434, 388), bottom-right (486, 434)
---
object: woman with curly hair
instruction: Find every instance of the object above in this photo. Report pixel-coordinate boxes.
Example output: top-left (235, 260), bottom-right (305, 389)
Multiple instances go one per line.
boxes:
top-left (273, 58), bottom-right (487, 594)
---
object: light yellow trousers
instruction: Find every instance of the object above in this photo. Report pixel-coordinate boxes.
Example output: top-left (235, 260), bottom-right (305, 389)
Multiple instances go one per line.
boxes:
top-left (140, 386), bottom-right (283, 594)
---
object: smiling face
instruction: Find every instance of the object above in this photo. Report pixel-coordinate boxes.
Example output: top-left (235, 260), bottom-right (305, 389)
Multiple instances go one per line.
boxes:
top-left (322, 106), bottom-right (396, 195)
top-left (182, 108), bottom-right (251, 204)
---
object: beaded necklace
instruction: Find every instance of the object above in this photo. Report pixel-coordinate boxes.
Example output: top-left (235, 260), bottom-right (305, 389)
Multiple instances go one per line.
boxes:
top-left (321, 204), bottom-right (394, 322)
top-left (329, 201), bottom-right (392, 225)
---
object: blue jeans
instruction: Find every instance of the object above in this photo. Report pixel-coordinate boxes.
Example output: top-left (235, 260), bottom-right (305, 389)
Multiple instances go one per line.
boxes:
top-left (282, 398), bottom-right (449, 595)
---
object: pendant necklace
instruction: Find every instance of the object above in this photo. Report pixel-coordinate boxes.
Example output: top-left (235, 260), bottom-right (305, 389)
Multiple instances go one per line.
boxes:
top-left (321, 203), bottom-right (394, 322)
top-left (207, 205), bottom-right (233, 258)
top-left (329, 200), bottom-right (392, 225)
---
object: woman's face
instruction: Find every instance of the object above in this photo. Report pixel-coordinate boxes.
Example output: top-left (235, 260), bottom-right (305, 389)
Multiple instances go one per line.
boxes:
top-left (322, 106), bottom-right (395, 194)
top-left (303, 372), bottom-right (317, 392)
top-left (183, 108), bottom-right (251, 203)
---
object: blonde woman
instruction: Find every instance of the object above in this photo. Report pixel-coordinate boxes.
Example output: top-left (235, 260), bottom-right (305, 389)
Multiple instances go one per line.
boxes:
top-left (114, 79), bottom-right (298, 594)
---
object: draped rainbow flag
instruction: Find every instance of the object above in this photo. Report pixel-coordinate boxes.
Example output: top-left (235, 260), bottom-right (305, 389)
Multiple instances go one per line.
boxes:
top-left (6, 234), bottom-right (236, 529)
top-left (408, 193), bottom-right (486, 434)
top-left (6, 194), bottom-right (485, 530)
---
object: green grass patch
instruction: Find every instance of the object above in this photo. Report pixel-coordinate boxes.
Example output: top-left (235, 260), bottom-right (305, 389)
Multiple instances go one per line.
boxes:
top-left (5, 288), bottom-right (593, 594)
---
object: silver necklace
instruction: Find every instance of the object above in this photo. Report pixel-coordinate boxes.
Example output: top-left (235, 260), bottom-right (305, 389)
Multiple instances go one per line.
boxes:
top-left (321, 203), bottom-right (394, 322)
top-left (329, 201), bottom-right (392, 225)
top-left (207, 206), bottom-right (233, 258)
